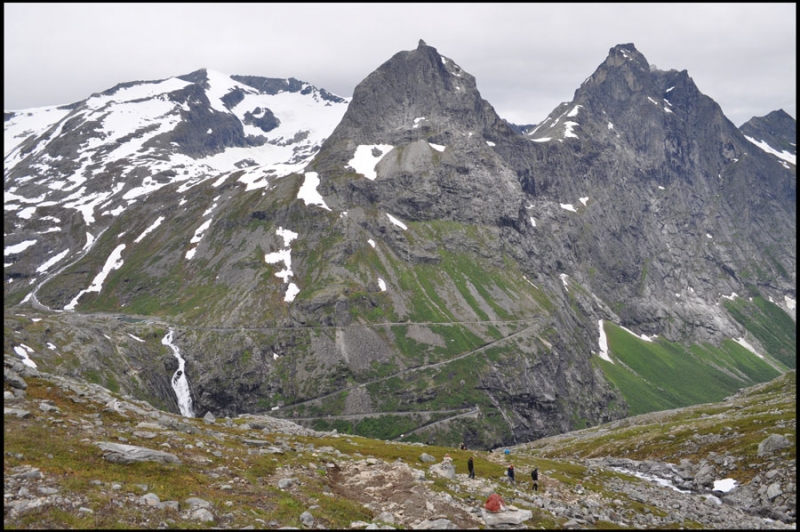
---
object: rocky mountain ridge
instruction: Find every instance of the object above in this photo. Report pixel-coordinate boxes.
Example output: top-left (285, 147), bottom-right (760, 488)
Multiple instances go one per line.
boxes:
top-left (4, 41), bottom-right (796, 450)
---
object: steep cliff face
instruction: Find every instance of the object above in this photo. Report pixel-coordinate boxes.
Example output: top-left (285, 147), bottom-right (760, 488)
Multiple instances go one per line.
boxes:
top-left (314, 39), bottom-right (525, 227)
top-left (509, 44), bottom-right (796, 343)
top-left (4, 42), bottom-right (795, 450)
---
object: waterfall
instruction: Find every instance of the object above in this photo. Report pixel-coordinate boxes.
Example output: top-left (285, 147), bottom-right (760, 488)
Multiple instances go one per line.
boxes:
top-left (161, 329), bottom-right (195, 417)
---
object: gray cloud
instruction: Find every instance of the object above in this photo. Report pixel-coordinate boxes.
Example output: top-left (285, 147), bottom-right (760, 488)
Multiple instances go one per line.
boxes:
top-left (4, 3), bottom-right (795, 127)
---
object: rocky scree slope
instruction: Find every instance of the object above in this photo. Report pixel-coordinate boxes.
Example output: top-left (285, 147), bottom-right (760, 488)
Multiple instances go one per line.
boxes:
top-left (4, 354), bottom-right (795, 529)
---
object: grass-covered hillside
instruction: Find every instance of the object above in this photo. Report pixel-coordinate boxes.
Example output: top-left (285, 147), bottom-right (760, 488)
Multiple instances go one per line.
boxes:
top-left (597, 295), bottom-right (794, 417)
top-left (4, 352), bottom-right (795, 529)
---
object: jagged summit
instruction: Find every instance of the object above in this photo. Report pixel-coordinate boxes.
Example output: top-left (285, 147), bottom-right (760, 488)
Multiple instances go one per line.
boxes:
top-left (321, 40), bottom-right (509, 148)
top-left (311, 41), bottom-right (523, 225)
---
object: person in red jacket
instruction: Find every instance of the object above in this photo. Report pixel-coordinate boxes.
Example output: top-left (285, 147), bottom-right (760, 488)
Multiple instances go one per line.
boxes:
top-left (507, 464), bottom-right (515, 483)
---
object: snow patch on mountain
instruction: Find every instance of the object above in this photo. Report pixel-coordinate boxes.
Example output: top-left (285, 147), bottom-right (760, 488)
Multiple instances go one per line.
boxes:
top-left (134, 216), bottom-right (165, 243)
top-left (734, 337), bottom-right (763, 358)
top-left (4, 105), bottom-right (71, 159)
top-left (598, 320), bottom-right (612, 363)
top-left (265, 226), bottom-right (300, 302)
top-left (298, 172), bottom-right (331, 210)
top-left (185, 218), bottom-right (213, 260)
top-left (348, 145), bottom-right (394, 180)
top-left (64, 244), bottom-right (126, 310)
top-left (36, 249), bottom-right (70, 273)
top-left (743, 135), bottom-right (796, 165)
top-left (387, 213), bottom-right (407, 231)
top-left (13, 344), bottom-right (37, 369)
top-left (5, 239), bottom-right (37, 256)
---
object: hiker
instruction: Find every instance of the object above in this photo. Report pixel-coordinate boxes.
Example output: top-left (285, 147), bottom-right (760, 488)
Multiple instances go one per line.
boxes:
top-left (531, 466), bottom-right (539, 491)
top-left (460, 442), bottom-right (467, 451)
top-left (468, 456), bottom-right (475, 478)
top-left (507, 464), bottom-right (515, 483)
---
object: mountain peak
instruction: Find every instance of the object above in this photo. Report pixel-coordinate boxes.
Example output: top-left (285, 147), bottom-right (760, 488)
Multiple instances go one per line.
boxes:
top-left (604, 43), bottom-right (650, 71)
top-left (320, 41), bottom-right (491, 147)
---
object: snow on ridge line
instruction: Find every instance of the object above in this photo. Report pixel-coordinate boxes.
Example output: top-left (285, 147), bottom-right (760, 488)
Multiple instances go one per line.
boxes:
top-left (567, 105), bottom-right (582, 117)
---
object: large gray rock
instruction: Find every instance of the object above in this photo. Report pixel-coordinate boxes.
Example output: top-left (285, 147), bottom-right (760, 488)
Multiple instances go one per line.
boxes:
top-left (758, 434), bottom-right (791, 457)
top-left (413, 518), bottom-right (457, 529)
top-left (4, 367), bottom-right (28, 390)
top-left (481, 508), bottom-right (533, 526)
top-left (94, 442), bottom-right (182, 465)
top-left (4, 408), bottom-right (32, 419)
top-left (184, 497), bottom-right (212, 509)
top-left (300, 510), bottom-right (314, 527)
top-left (429, 460), bottom-right (456, 480)
top-left (190, 508), bottom-right (214, 522)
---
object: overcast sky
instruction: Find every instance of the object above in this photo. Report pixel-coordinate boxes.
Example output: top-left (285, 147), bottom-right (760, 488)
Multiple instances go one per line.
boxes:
top-left (4, 3), bottom-right (796, 127)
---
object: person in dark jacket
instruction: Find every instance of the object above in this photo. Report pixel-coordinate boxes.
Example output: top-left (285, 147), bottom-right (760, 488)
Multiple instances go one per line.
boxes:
top-left (468, 456), bottom-right (475, 478)
top-left (531, 466), bottom-right (539, 491)
top-left (507, 464), bottom-right (515, 483)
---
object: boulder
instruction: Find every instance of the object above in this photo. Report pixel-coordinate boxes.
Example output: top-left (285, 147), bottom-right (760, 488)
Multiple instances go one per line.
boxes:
top-left (413, 518), bottom-right (457, 529)
top-left (190, 508), bottom-right (214, 522)
top-left (429, 461), bottom-right (456, 480)
top-left (757, 434), bottom-right (791, 457)
top-left (4, 408), bottom-right (32, 419)
top-left (300, 510), bottom-right (314, 527)
top-left (184, 497), bottom-right (212, 509)
top-left (481, 508), bottom-right (533, 526)
top-left (94, 442), bottom-right (182, 464)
